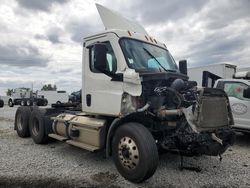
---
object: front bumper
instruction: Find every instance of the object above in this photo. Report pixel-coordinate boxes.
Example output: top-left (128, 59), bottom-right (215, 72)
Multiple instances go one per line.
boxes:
top-left (161, 128), bottom-right (235, 156)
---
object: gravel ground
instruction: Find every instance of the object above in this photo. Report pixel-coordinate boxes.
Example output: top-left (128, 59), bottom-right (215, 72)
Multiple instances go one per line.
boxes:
top-left (0, 106), bottom-right (249, 188)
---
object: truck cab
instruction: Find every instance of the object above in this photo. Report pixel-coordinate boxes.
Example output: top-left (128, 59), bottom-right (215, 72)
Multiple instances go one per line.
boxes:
top-left (214, 75), bottom-right (250, 133)
top-left (82, 29), bottom-right (180, 116)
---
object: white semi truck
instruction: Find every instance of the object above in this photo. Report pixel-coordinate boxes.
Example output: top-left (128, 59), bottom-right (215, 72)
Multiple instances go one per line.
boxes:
top-left (14, 4), bottom-right (236, 182)
top-left (8, 88), bottom-right (48, 107)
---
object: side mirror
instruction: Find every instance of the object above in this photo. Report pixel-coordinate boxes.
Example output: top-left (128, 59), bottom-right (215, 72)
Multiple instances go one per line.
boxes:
top-left (243, 87), bottom-right (250, 98)
top-left (179, 60), bottom-right (187, 75)
top-left (93, 43), bottom-right (108, 72)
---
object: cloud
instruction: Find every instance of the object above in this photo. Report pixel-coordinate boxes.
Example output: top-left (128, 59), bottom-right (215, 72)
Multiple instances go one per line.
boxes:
top-left (102, 0), bottom-right (207, 25)
top-left (186, 28), bottom-right (250, 67)
top-left (204, 0), bottom-right (250, 30)
top-left (66, 19), bottom-right (102, 43)
top-left (0, 44), bottom-right (49, 67)
top-left (47, 34), bottom-right (61, 44)
top-left (16, 0), bottom-right (69, 12)
top-left (46, 27), bottom-right (63, 44)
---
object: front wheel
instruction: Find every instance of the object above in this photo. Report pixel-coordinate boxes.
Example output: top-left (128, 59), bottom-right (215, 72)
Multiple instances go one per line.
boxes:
top-left (8, 100), bottom-right (14, 107)
top-left (112, 123), bottom-right (159, 183)
top-left (20, 100), bottom-right (26, 106)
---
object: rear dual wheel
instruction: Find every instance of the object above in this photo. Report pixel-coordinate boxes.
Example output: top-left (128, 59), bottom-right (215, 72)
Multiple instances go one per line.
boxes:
top-left (29, 109), bottom-right (50, 144)
top-left (15, 107), bottom-right (31, 137)
top-left (112, 123), bottom-right (159, 183)
top-left (20, 100), bottom-right (26, 106)
top-left (26, 100), bottom-right (32, 106)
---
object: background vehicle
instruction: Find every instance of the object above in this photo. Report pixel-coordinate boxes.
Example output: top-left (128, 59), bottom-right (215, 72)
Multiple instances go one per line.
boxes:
top-left (214, 74), bottom-right (250, 133)
top-left (37, 90), bottom-right (69, 105)
top-left (69, 90), bottom-right (81, 103)
top-left (188, 63), bottom-right (236, 87)
top-left (189, 64), bottom-right (250, 133)
top-left (0, 98), bottom-right (3, 108)
top-left (8, 88), bottom-right (47, 107)
top-left (14, 4), bottom-right (235, 183)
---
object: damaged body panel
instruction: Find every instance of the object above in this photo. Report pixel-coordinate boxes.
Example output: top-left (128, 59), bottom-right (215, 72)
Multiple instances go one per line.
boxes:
top-left (119, 73), bottom-right (235, 156)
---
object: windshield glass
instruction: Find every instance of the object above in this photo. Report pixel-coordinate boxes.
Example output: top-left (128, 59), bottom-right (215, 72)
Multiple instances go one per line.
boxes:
top-left (120, 38), bottom-right (178, 72)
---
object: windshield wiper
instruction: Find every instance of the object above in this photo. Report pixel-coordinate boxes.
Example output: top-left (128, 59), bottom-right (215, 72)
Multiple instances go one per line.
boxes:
top-left (143, 48), bottom-right (169, 72)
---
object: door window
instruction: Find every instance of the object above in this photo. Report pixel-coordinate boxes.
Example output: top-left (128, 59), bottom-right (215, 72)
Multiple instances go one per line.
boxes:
top-left (224, 82), bottom-right (250, 101)
top-left (90, 42), bottom-right (117, 74)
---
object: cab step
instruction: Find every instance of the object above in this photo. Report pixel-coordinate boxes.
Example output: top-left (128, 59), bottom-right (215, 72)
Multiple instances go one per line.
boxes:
top-left (48, 133), bottom-right (68, 141)
top-left (66, 140), bottom-right (99, 152)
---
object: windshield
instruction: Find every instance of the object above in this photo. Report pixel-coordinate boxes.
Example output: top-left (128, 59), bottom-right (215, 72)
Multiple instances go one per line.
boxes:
top-left (120, 38), bottom-right (178, 72)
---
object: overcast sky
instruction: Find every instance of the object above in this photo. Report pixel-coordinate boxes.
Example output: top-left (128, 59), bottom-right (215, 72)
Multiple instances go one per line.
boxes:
top-left (0, 0), bottom-right (249, 95)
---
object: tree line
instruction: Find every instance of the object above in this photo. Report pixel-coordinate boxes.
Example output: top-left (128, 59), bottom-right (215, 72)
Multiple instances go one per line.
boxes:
top-left (6, 84), bottom-right (57, 96)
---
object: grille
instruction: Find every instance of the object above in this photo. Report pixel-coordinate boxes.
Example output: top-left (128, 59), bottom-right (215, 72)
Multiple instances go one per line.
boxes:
top-left (195, 96), bottom-right (229, 129)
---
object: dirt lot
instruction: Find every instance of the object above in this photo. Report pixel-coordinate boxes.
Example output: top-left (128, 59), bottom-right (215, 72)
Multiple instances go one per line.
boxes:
top-left (0, 106), bottom-right (249, 188)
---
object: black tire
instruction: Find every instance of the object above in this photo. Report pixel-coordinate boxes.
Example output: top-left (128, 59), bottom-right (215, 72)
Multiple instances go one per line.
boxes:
top-left (56, 101), bottom-right (61, 104)
top-left (20, 100), bottom-right (26, 106)
top-left (29, 108), bottom-right (50, 144)
top-left (43, 100), bottom-right (48, 106)
top-left (26, 100), bottom-right (32, 106)
top-left (0, 100), bottom-right (4, 108)
top-left (14, 107), bottom-right (31, 137)
top-left (8, 100), bottom-right (14, 107)
top-left (112, 123), bottom-right (159, 183)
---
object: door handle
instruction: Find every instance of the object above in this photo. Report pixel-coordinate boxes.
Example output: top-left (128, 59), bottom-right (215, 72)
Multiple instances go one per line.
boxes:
top-left (86, 94), bottom-right (91, 106)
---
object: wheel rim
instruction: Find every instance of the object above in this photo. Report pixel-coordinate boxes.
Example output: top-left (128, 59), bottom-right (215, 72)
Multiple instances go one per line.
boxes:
top-left (32, 118), bottom-right (40, 136)
top-left (16, 113), bottom-right (23, 131)
top-left (21, 101), bottom-right (24, 106)
top-left (118, 136), bottom-right (139, 170)
top-left (27, 101), bottom-right (30, 106)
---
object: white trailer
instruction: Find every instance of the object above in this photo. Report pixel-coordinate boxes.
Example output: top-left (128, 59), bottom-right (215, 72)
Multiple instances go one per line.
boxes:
top-left (37, 90), bottom-right (69, 104)
top-left (188, 63), bottom-right (236, 86)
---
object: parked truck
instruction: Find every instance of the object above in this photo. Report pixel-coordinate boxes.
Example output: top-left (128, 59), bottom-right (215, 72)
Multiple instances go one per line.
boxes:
top-left (0, 98), bottom-right (3, 108)
top-left (188, 63), bottom-right (237, 87)
top-left (37, 90), bottom-right (69, 105)
top-left (212, 72), bottom-right (250, 133)
top-left (14, 4), bottom-right (236, 183)
top-left (69, 90), bottom-right (81, 103)
top-left (8, 88), bottom-right (48, 107)
top-left (189, 64), bottom-right (250, 133)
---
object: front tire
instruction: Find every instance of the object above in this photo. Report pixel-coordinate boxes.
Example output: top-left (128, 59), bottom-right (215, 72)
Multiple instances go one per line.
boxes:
top-left (8, 100), bottom-right (14, 107)
top-left (112, 123), bottom-right (159, 183)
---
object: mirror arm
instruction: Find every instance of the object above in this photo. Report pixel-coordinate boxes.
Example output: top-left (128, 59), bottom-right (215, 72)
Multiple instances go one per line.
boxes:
top-left (96, 68), bottom-right (123, 81)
